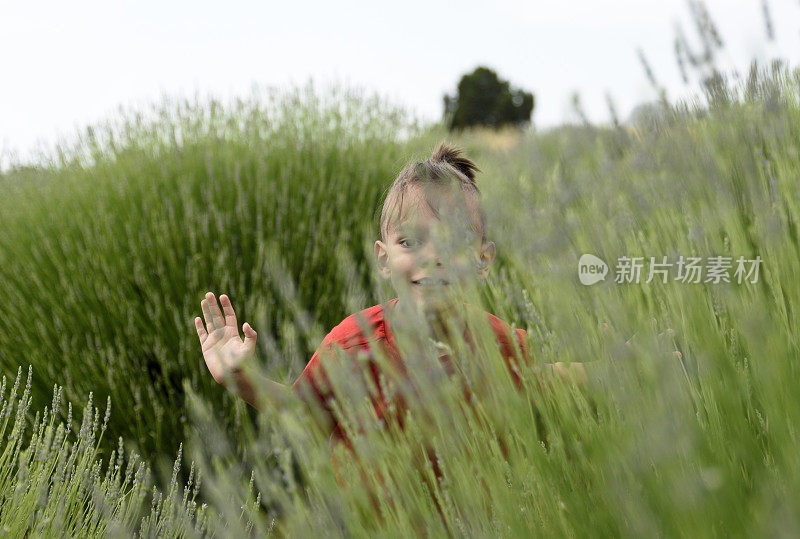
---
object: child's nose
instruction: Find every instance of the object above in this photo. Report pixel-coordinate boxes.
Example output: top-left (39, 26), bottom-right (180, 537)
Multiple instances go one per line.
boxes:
top-left (418, 242), bottom-right (443, 268)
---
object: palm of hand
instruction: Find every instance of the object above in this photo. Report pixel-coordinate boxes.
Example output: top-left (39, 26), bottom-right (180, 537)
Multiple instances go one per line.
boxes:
top-left (203, 325), bottom-right (248, 377)
top-left (195, 292), bottom-right (258, 385)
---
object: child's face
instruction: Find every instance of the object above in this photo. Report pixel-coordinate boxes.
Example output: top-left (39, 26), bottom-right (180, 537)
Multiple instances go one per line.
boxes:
top-left (374, 188), bottom-right (495, 313)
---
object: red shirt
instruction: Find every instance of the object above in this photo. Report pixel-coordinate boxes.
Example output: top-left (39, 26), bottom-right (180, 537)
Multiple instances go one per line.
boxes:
top-left (290, 297), bottom-right (534, 486)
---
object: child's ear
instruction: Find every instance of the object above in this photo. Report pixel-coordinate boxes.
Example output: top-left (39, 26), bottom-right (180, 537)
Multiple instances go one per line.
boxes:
top-left (477, 241), bottom-right (496, 280)
top-left (374, 240), bottom-right (391, 280)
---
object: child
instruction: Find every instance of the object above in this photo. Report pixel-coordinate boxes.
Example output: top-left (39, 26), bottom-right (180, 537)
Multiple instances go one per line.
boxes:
top-left (195, 141), bottom-right (585, 524)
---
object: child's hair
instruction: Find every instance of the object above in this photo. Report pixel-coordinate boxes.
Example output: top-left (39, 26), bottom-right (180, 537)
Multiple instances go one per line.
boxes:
top-left (378, 141), bottom-right (487, 244)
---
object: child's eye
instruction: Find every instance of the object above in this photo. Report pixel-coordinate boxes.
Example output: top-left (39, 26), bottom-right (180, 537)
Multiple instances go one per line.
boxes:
top-left (399, 238), bottom-right (421, 248)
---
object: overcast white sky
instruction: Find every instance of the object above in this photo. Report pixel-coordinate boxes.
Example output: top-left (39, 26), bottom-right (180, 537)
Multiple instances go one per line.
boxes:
top-left (2, 0), bottom-right (798, 167)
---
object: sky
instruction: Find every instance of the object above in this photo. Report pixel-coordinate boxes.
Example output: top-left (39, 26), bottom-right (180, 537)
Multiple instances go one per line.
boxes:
top-left (2, 0), bottom-right (799, 167)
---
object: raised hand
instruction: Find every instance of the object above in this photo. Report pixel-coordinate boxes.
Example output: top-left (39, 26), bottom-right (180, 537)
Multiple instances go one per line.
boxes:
top-left (195, 292), bottom-right (258, 386)
top-left (602, 318), bottom-right (683, 359)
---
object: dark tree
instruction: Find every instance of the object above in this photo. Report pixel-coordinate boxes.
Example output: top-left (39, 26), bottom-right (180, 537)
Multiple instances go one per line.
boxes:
top-left (443, 66), bottom-right (534, 131)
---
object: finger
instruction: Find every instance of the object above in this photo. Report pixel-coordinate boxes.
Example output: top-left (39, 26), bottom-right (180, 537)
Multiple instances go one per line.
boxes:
top-left (599, 322), bottom-right (617, 350)
top-left (206, 292), bottom-right (225, 329)
top-left (201, 297), bottom-right (218, 332)
top-left (648, 318), bottom-right (659, 341)
top-left (243, 322), bottom-right (257, 352)
top-left (553, 362), bottom-right (566, 380)
top-left (195, 317), bottom-right (208, 343)
top-left (220, 294), bottom-right (238, 329)
top-left (657, 328), bottom-right (675, 342)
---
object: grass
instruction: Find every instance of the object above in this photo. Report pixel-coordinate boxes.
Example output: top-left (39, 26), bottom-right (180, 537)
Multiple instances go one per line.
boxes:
top-left (1, 38), bottom-right (800, 539)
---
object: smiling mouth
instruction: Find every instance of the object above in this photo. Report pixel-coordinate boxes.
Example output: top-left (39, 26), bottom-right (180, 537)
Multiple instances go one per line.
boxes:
top-left (412, 278), bottom-right (450, 287)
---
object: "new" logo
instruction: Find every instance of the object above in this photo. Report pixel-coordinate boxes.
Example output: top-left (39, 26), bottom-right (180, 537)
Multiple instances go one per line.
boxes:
top-left (578, 254), bottom-right (608, 285)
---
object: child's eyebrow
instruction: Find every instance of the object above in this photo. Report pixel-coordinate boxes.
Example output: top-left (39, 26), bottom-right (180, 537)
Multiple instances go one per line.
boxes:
top-left (396, 221), bottom-right (426, 235)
